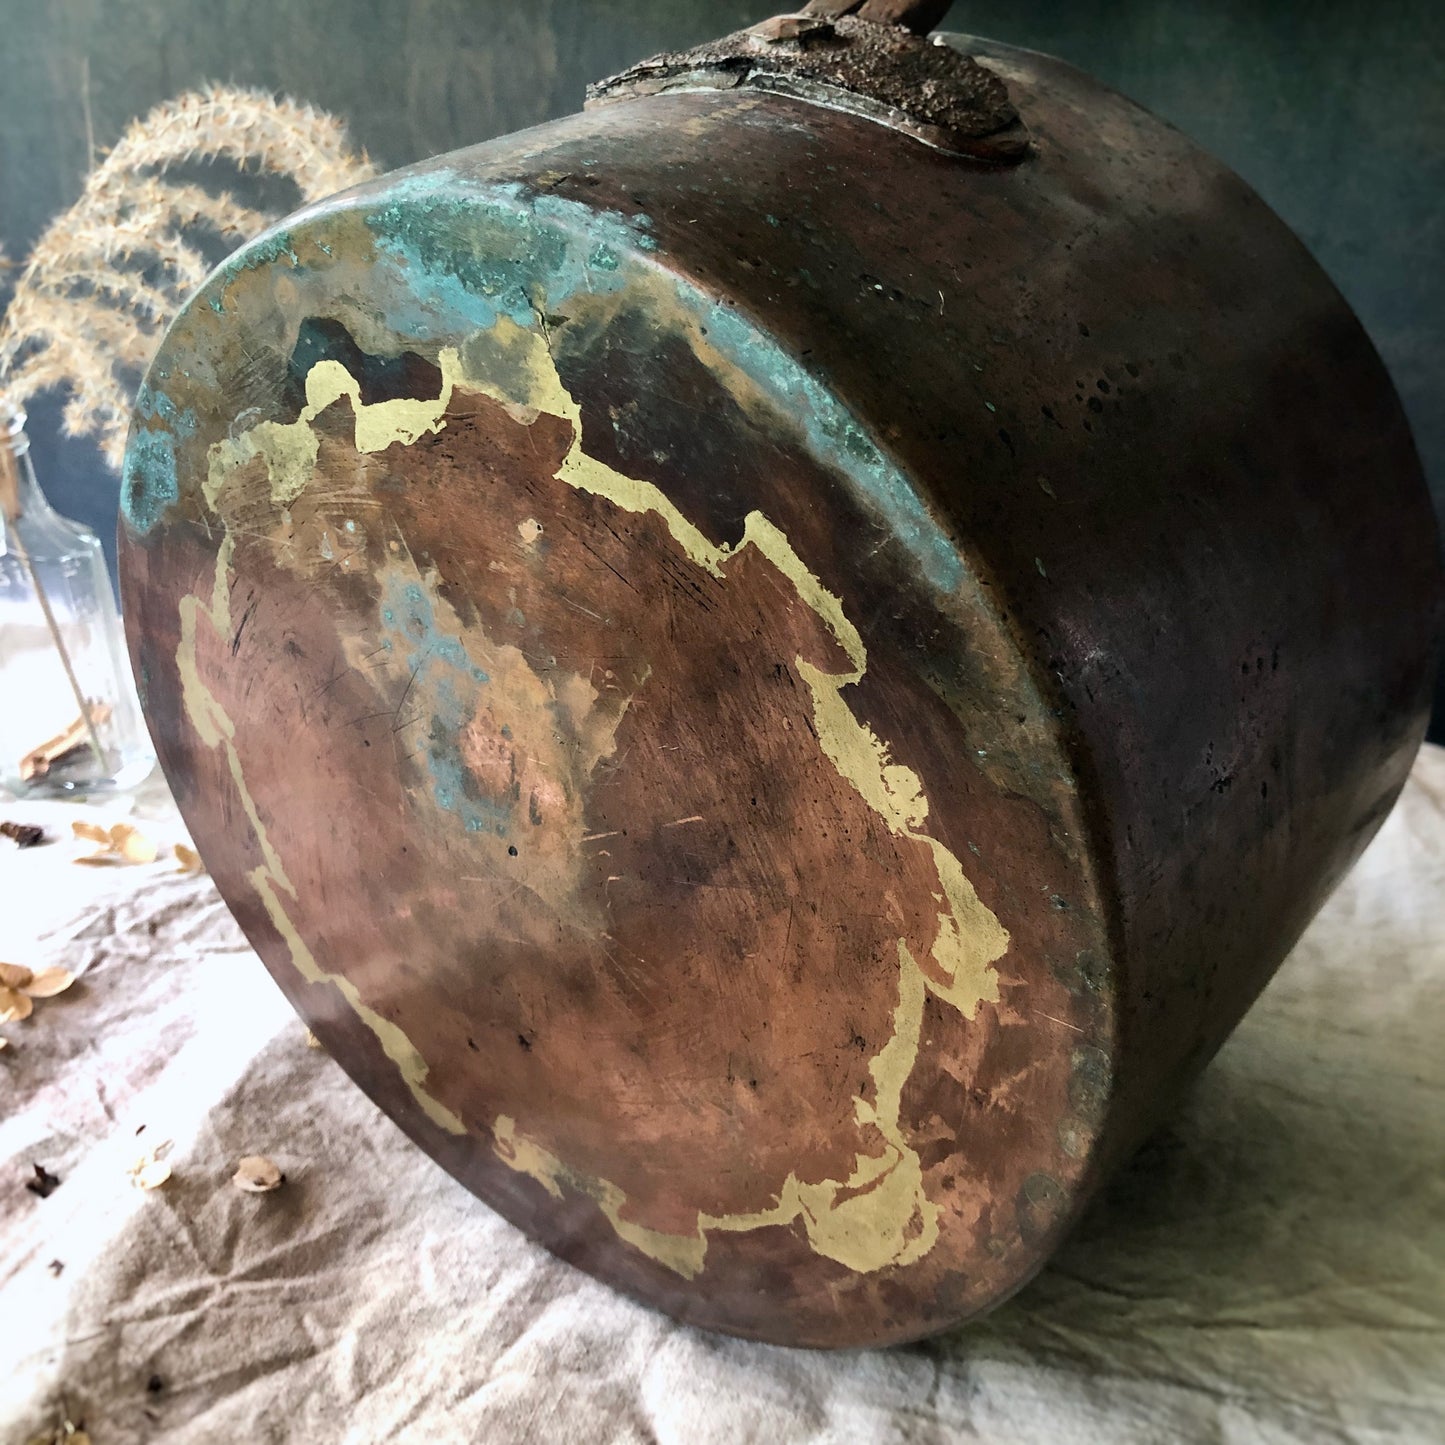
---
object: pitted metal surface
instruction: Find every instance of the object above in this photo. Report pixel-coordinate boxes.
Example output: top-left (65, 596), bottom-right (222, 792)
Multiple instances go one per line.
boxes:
top-left (586, 14), bottom-right (1029, 163)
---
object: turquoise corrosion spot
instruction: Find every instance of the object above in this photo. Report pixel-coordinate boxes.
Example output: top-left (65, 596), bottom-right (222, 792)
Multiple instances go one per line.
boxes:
top-left (121, 428), bottom-right (179, 535)
top-left (134, 383), bottom-right (196, 439)
top-left (378, 574), bottom-right (507, 836)
top-left (218, 227), bottom-right (298, 284)
top-left (352, 172), bottom-right (964, 593)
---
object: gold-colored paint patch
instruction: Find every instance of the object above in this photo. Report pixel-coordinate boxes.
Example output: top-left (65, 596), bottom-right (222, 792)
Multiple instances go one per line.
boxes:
top-left (492, 942), bottom-right (937, 1279)
top-left (175, 535), bottom-right (464, 1135)
top-left (464, 324), bottom-right (1008, 1020)
top-left (205, 348), bottom-right (475, 509)
top-left (494, 1116), bottom-right (710, 1277)
top-left (195, 314), bottom-right (1009, 1278)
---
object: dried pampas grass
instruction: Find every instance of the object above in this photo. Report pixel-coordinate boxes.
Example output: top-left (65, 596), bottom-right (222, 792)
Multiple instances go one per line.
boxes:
top-left (0, 86), bottom-right (376, 468)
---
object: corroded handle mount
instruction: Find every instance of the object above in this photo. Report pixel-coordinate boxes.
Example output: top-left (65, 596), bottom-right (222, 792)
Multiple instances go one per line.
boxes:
top-left (802, 0), bottom-right (955, 35)
top-left (587, 8), bottom-right (1028, 163)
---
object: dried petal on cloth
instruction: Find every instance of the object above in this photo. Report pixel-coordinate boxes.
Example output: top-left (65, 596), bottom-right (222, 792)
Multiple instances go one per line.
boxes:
top-left (128, 1155), bottom-right (172, 1191)
top-left (1, 752), bottom-right (1443, 1444)
top-left (0, 964), bottom-right (73, 1015)
top-left (0, 985), bottom-right (34, 1022)
top-left (231, 1155), bottom-right (284, 1193)
top-left (20, 968), bottom-right (73, 999)
top-left (71, 821), bottom-right (160, 867)
top-left (0, 962), bottom-right (34, 989)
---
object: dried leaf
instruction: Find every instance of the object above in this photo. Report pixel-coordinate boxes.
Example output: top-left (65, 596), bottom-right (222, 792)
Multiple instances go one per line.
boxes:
top-left (174, 842), bottom-right (204, 874)
top-left (232, 1155), bottom-right (284, 1192)
top-left (23, 967), bottom-right (75, 999)
top-left (0, 962), bottom-right (34, 990)
top-left (0, 987), bottom-right (34, 1023)
top-left (0, 820), bottom-right (45, 848)
top-left (26, 1163), bottom-right (61, 1197)
top-left (73, 851), bottom-right (124, 867)
top-left (305, 1030), bottom-right (321, 1049)
top-left (129, 1142), bottom-right (174, 1190)
top-left (70, 820), bottom-right (110, 845)
top-left (109, 823), bottom-right (158, 864)
top-left (131, 1157), bottom-right (173, 1190)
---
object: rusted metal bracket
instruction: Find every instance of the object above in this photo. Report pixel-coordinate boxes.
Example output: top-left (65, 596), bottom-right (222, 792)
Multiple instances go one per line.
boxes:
top-left (586, 13), bottom-right (1029, 164)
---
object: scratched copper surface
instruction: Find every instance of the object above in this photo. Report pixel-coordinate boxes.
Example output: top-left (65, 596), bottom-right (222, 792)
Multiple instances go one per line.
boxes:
top-left (119, 34), bottom-right (1442, 1345)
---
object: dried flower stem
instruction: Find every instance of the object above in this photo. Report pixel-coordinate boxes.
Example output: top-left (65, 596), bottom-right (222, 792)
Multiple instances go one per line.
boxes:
top-left (0, 430), bottom-right (16, 522)
top-left (3, 415), bottom-right (107, 773)
top-left (3, 516), bottom-right (108, 773)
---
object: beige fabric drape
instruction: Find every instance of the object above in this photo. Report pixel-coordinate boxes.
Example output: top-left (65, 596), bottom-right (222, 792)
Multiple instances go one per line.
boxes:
top-left (4, 748), bottom-right (1443, 1444)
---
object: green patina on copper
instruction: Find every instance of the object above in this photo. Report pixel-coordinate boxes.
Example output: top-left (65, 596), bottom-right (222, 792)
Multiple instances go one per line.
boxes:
top-left (122, 167), bottom-right (962, 595)
top-left (378, 574), bottom-right (506, 837)
top-left (355, 173), bottom-right (960, 588)
top-left (218, 227), bottom-right (299, 281)
top-left (121, 426), bottom-right (179, 534)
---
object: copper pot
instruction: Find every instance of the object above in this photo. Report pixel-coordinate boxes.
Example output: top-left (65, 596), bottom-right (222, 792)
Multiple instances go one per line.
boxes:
top-left (119, 5), bottom-right (1443, 1346)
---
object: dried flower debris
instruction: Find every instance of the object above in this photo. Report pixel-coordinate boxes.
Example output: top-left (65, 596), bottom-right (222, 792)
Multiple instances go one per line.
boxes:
top-left (0, 962), bottom-right (75, 1024)
top-left (24, 1405), bottom-right (89, 1445)
top-left (72, 819), bottom-right (158, 865)
top-left (232, 1155), bottom-right (285, 1193)
top-left (20, 705), bottom-right (114, 783)
top-left (68, 820), bottom-right (205, 873)
top-left (0, 820), bottom-right (46, 848)
top-left (129, 1139), bottom-right (174, 1191)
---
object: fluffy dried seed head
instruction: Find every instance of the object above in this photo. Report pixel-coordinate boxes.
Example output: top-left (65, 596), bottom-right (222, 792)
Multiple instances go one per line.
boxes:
top-left (0, 85), bottom-right (375, 465)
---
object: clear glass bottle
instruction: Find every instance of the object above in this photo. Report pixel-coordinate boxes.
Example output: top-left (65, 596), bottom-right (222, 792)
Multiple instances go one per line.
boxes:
top-left (0, 402), bottom-right (154, 796)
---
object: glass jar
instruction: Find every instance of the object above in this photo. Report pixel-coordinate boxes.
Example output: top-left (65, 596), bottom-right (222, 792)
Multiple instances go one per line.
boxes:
top-left (0, 403), bottom-right (154, 796)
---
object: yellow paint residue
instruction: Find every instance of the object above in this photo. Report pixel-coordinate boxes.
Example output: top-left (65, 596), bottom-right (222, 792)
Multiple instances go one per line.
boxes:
top-left (174, 537), bottom-right (464, 1136)
top-left (450, 322), bottom-right (1007, 1277)
top-left (495, 1116), bottom-right (710, 1278)
top-left (196, 313), bottom-right (1010, 1279)
top-left (470, 324), bottom-right (1008, 1017)
top-left (206, 347), bottom-right (474, 509)
top-left (492, 941), bottom-right (940, 1279)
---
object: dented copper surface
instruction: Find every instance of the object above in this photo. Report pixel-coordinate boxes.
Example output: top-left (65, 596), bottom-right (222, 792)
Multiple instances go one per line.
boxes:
top-left (119, 26), bottom-right (1442, 1347)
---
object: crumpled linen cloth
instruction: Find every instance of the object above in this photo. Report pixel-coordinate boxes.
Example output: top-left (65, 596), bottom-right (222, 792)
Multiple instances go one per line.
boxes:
top-left (2, 747), bottom-right (1442, 1445)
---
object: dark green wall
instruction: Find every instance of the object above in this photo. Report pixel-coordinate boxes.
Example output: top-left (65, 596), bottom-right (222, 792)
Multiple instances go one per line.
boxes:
top-left (2, 0), bottom-right (1441, 733)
